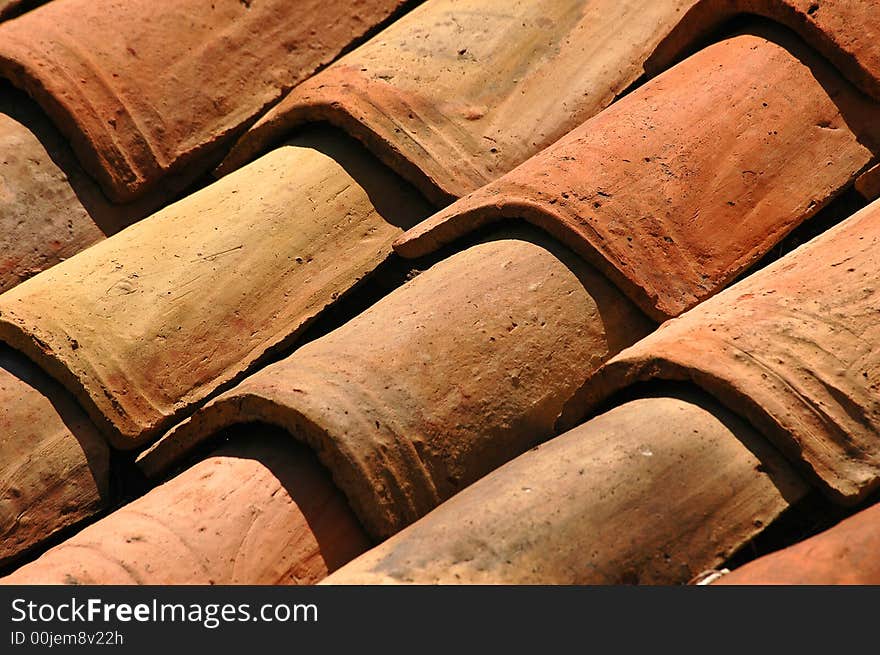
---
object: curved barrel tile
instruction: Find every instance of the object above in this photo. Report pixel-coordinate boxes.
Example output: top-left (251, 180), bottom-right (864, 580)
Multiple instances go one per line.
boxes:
top-left (322, 393), bottom-right (807, 584)
top-left (0, 0), bottom-right (411, 202)
top-left (140, 228), bottom-right (654, 538)
top-left (0, 127), bottom-right (433, 447)
top-left (395, 30), bottom-right (880, 321)
top-left (0, 346), bottom-right (109, 567)
top-left (716, 502), bottom-right (880, 584)
top-left (1, 427), bottom-right (370, 585)
top-left (563, 198), bottom-right (880, 503)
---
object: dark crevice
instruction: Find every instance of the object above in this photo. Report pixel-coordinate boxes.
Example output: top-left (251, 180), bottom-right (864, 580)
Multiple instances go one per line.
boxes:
top-left (0, 0), bottom-right (45, 22)
top-left (721, 491), bottom-right (848, 571)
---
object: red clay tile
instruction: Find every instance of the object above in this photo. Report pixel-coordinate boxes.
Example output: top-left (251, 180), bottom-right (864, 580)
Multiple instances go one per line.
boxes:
top-left (1, 427), bottom-right (370, 584)
top-left (716, 502), bottom-right (880, 584)
top-left (322, 393), bottom-right (806, 584)
top-left (0, 0), bottom-right (411, 202)
top-left (563, 196), bottom-right (880, 504)
top-left (0, 128), bottom-right (433, 447)
top-left (0, 346), bottom-right (109, 568)
top-left (140, 227), bottom-right (653, 538)
top-left (645, 0), bottom-right (880, 101)
top-left (395, 29), bottom-right (880, 321)
top-left (219, 0), bottom-right (701, 203)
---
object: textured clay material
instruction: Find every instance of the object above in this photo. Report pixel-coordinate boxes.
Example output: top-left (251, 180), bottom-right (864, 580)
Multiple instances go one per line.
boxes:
top-left (222, 0), bottom-right (880, 205)
top-left (716, 502), bottom-right (880, 585)
top-left (219, 0), bottom-right (699, 203)
top-left (563, 197), bottom-right (880, 504)
top-left (1, 427), bottom-right (371, 585)
top-left (0, 346), bottom-right (109, 568)
top-left (0, 0), bottom-right (410, 202)
top-left (395, 31), bottom-right (880, 321)
top-left (140, 227), bottom-right (654, 538)
top-left (323, 393), bottom-right (807, 584)
top-left (644, 0), bottom-right (880, 102)
top-left (0, 88), bottom-right (152, 295)
top-left (0, 127), bottom-right (433, 448)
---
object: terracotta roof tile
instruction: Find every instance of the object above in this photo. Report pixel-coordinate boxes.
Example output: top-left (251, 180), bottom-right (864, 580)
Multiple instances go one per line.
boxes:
top-left (563, 197), bottom-right (880, 504)
top-left (0, 0), bottom-right (412, 202)
top-left (396, 29), bottom-right (880, 321)
top-left (322, 392), bottom-right (807, 584)
top-left (645, 0), bottom-right (880, 101)
top-left (0, 346), bottom-right (109, 567)
top-left (715, 501), bottom-right (880, 584)
top-left (0, 128), bottom-right (433, 447)
top-left (141, 227), bottom-right (653, 538)
top-left (1, 428), bottom-right (370, 584)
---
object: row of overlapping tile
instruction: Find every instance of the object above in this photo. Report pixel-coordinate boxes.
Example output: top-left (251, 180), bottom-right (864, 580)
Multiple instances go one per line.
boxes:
top-left (1, 0), bottom-right (879, 584)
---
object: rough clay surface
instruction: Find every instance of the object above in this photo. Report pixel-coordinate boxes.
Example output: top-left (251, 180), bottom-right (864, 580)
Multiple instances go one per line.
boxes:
top-left (0, 88), bottom-right (153, 295)
top-left (645, 0), bottom-right (880, 101)
top-left (0, 0), bottom-right (410, 201)
top-left (563, 197), bottom-right (880, 504)
top-left (221, 0), bottom-right (698, 202)
top-left (223, 0), bottom-right (880, 204)
top-left (717, 501), bottom-right (880, 584)
top-left (395, 31), bottom-right (880, 321)
top-left (0, 346), bottom-right (109, 568)
top-left (323, 393), bottom-right (807, 584)
top-left (141, 228), bottom-right (654, 538)
top-left (1, 427), bottom-right (370, 585)
top-left (0, 127), bottom-right (433, 448)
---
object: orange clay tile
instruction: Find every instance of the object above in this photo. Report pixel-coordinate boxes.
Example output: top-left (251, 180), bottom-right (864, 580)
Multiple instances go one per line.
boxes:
top-left (0, 88), bottom-right (153, 294)
top-left (1, 427), bottom-right (370, 585)
top-left (562, 197), bottom-right (880, 504)
top-left (644, 0), bottom-right (880, 102)
top-left (139, 227), bottom-right (654, 538)
top-left (220, 0), bottom-right (699, 203)
top-left (716, 502), bottom-right (880, 585)
top-left (0, 127), bottom-right (433, 448)
top-left (395, 29), bottom-right (880, 322)
top-left (322, 393), bottom-right (807, 584)
top-left (0, 346), bottom-right (109, 568)
top-left (0, 0), bottom-right (411, 202)
top-left (222, 0), bottom-right (880, 205)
